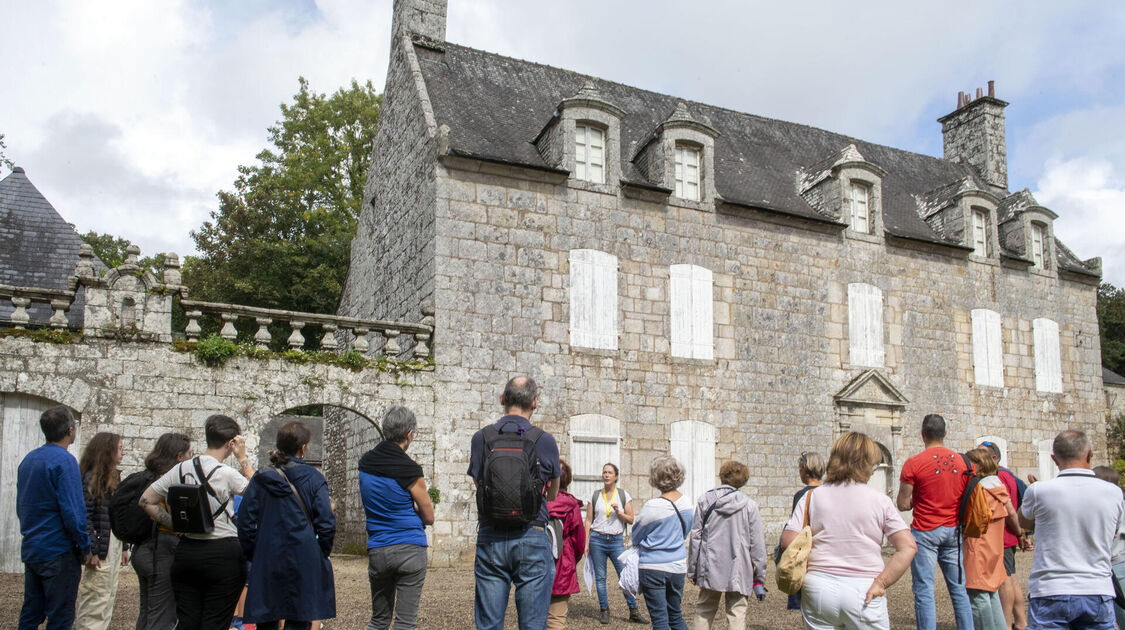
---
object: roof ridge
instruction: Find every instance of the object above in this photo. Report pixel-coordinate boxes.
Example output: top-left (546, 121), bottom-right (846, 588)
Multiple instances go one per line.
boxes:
top-left (436, 41), bottom-right (957, 168)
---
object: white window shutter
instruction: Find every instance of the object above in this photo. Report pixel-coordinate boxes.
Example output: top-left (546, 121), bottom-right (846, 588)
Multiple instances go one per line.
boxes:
top-left (670, 265), bottom-right (693, 358)
top-left (590, 251), bottom-right (618, 349)
top-left (569, 414), bottom-right (621, 507)
top-left (1037, 438), bottom-right (1059, 480)
top-left (669, 420), bottom-right (715, 506)
top-left (1033, 318), bottom-right (1062, 393)
top-left (848, 283), bottom-right (883, 368)
top-left (570, 249), bottom-right (594, 348)
top-left (670, 421), bottom-right (692, 499)
top-left (690, 266), bottom-right (714, 360)
top-left (971, 309), bottom-right (1003, 387)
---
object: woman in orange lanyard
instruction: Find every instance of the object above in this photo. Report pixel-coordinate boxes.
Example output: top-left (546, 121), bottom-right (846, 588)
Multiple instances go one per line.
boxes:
top-left (584, 463), bottom-right (646, 625)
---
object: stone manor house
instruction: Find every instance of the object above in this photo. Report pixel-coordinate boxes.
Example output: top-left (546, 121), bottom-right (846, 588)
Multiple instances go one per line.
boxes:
top-left (339, 0), bottom-right (1106, 545)
top-left (0, 0), bottom-right (1111, 567)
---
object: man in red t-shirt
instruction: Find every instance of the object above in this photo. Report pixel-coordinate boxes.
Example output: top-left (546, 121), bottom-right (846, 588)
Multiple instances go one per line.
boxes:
top-left (978, 441), bottom-right (1031, 630)
top-left (896, 414), bottom-right (974, 630)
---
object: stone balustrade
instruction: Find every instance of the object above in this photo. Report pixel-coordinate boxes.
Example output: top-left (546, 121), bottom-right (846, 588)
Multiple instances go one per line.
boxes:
top-left (180, 299), bottom-right (435, 358)
top-left (0, 284), bottom-right (76, 329)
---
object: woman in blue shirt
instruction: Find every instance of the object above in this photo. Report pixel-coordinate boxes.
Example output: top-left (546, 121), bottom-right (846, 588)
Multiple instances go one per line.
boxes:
top-left (358, 406), bottom-right (435, 630)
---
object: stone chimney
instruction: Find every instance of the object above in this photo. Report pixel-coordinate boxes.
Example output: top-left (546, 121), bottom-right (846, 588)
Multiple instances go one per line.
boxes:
top-left (392, 0), bottom-right (447, 42)
top-left (937, 80), bottom-right (1009, 192)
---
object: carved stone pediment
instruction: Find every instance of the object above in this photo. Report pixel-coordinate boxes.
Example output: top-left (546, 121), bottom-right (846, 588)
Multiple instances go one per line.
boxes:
top-left (834, 369), bottom-right (908, 409)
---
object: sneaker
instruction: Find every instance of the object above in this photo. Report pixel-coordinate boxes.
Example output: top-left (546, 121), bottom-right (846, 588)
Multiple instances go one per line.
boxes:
top-left (229, 617), bottom-right (244, 630)
top-left (628, 608), bottom-right (647, 624)
top-left (600, 608), bottom-right (610, 624)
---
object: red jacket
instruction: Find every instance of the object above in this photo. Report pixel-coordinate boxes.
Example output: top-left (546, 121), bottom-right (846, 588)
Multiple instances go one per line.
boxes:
top-left (549, 491), bottom-right (586, 596)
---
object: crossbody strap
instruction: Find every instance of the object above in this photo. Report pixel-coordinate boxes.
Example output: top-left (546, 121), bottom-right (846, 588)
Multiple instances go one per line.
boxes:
top-left (275, 466), bottom-right (314, 528)
top-left (802, 488), bottom-right (814, 529)
top-left (662, 496), bottom-right (687, 538)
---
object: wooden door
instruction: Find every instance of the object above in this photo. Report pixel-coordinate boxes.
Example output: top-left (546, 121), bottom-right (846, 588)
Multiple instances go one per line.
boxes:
top-left (1, 393), bottom-right (70, 574)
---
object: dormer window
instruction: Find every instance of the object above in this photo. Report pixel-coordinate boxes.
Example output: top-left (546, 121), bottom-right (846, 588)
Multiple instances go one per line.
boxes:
top-left (674, 144), bottom-right (701, 201)
top-left (972, 208), bottom-right (991, 257)
top-left (1030, 222), bottom-right (1047, 269)
top-left (850, 182), bottom-right (871, 234)
top-left (575, 123), bottom-right (606, 184)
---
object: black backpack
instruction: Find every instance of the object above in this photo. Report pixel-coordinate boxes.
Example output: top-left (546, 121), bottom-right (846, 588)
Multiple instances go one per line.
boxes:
top-left (167, 458), bottom-right (229, 535)
top-left (476, 424), bottom-right (546, 528)
top-left (109, 470), bottom-right (158, 545)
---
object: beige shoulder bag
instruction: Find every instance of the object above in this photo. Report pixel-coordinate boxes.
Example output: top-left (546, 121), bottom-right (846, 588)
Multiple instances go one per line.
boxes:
top-left (776, 489), bottom-right (814, 595)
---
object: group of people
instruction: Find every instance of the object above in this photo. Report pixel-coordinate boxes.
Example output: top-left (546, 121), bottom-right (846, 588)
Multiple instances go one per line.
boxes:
top-left (14, 379), bottom-right (1125, 630)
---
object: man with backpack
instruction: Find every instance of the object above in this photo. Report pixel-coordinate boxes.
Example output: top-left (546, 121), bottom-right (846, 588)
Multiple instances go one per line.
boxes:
top-left (467, 376), bottom-right (561, 630)
top-left (896, 414), bottom-right (975, 630)
top-left (1019, 430), bottom-right (1123, 630)
top-left (17, 405), bottom-right (91, 630)
top-left (139, 414), bottom-right (255, 630)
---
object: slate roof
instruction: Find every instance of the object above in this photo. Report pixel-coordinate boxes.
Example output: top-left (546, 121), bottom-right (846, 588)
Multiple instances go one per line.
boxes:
top-left (415, 42), bottom-right (1099, 274)
top-left (0, 167), bottom-right (105, 327)
top-left (1105, 366), bottom-right (1125, 387)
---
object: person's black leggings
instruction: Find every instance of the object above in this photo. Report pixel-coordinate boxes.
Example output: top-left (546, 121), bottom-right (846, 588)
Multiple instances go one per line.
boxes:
top-left (169, 537), bottom-right (247, 630)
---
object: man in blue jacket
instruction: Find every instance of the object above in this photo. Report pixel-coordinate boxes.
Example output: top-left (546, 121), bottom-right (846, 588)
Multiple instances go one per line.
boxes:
top-left (17, 405), bottom-right (91, 630)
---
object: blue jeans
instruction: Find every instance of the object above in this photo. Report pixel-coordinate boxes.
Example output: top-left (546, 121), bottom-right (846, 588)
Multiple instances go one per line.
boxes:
top-left (588, 532), bottom-right (638, 610)
top-left (1029, 595), bottom-right (1115, 630)
top-left (474, 526), bottom-right (555, 630)
top-left (910, 526), bottom-right (974, 630)
top-left (19, 551), bottom-right (83, 630)
top-left (639, 569), bottom-right (687, 630)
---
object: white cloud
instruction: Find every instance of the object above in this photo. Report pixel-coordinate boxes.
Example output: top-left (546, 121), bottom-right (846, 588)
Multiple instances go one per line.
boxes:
top-left (1, 0), bottom-right (1123, 279)
top-left (1035, 158), bottom-right (1125, 287)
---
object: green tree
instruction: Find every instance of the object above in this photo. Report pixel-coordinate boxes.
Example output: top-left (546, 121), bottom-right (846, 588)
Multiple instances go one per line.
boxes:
top-left (0, 133), bottom-right (14, 172)
top-left (1099, 282), bottom-right (1125, 375)
top-left (79, 231), bottom-right (165, 274)
top-left (186, 77), bottom-right (381, 315)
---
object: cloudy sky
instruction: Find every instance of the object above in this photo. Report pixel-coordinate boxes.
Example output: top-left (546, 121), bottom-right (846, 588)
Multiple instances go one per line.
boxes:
top-left (3, 0), bottom-right (1124, 284)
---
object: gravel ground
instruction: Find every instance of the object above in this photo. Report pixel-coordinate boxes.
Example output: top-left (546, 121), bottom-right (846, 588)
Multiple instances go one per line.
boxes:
top-left (2, 551), bottom-right (1031, 628)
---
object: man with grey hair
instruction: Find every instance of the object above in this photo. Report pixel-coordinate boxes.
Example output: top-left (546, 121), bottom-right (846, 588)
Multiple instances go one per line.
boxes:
top-left (467, 376), bottom-right (560, 630)
top-left (1020, 429), bottom-right (1124, 630)
top-left (359, 405), bottom-right (435, 629)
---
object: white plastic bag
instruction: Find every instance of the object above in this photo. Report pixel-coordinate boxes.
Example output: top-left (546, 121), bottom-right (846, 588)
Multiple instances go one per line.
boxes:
top-left (617, 547), bottom-right (639, 597)
top-left (583, 556), bottom-right (595, 594)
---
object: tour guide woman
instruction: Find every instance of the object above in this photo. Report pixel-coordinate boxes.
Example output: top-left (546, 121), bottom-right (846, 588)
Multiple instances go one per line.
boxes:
top-left (585, 462), bottom-right (645, 624)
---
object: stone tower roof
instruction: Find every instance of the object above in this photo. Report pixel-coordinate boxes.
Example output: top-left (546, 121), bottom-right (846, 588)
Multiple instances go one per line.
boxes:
top-left (0, 167), bottom-right (106, 326)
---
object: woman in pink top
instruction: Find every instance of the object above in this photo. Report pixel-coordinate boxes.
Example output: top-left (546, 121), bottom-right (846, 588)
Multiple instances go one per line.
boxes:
top-left (781, 432), bottom-right (917, 630)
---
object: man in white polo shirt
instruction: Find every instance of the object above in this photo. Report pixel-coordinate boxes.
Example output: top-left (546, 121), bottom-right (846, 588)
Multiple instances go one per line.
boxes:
top-left (1020, 429), bottom-right (1124, 630)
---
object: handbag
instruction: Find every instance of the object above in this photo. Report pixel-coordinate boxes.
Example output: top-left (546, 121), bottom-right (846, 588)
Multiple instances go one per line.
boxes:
top-left (776, 488), bottom-right (814, 595)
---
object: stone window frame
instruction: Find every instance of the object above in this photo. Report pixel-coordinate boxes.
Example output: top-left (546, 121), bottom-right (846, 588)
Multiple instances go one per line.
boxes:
top-left (659, 125), bottom-right (717, 210)
top-left (1029, 220), bottom-right (1049, 271)
top-left (956, 190), bottom-right (1000, 263)
top-left (833, 163), bottom-right (886, 242)
top-left (558, 107), bottom-right (623, 196)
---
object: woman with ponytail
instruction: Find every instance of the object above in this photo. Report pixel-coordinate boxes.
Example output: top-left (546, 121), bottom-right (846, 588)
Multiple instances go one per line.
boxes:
top-left (236, 421), bottom-right (336, 630)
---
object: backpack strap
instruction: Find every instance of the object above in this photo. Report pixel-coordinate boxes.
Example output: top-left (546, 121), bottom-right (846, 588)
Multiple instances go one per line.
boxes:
top-left (275, 466), bottom-right (314, 529)
top-left (954, 453), bottom-right (978, 583)
top-left (193, 457), bottom-right (232, 523)
top-left (700, 487), bottom-right (738, 530)
top-left (618, 488), bottom-right (629, 535)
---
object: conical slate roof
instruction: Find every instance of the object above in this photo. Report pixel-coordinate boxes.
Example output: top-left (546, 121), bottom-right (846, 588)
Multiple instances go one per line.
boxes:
top-left (0, 167), bottom-right (105, 327)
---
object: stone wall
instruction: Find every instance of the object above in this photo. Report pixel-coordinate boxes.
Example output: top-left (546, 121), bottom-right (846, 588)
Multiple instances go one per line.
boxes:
top-left (414, 161), bottom-right (1105, 551)
top-left (0, 336), bottom-right (437, 558)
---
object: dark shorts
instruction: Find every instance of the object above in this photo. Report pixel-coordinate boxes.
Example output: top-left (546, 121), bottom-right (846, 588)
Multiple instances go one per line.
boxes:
top-left (1004, 547), bottom-right (1016, 576)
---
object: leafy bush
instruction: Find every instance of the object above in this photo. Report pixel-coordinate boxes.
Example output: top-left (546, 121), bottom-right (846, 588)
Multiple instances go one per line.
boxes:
top-left (428, 487), bottom-right (441, 505)
top-left (194, 334), bottom-right (238, 367)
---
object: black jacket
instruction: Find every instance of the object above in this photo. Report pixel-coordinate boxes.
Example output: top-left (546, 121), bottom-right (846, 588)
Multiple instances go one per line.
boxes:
top-left (82, 470), bottom-right (116, 559)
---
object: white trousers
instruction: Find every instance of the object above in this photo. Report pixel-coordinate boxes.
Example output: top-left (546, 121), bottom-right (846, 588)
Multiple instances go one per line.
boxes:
top-left (75, 531), bottom-right (123, 630)
top-left (800, 571), bottom-right (889, 630)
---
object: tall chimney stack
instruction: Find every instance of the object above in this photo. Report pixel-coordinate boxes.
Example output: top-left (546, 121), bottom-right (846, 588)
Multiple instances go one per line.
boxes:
top-left (938, 81), bottom-right (1009, 193)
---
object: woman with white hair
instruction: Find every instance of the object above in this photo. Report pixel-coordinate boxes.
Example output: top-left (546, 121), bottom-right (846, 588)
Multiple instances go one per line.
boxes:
top-left (633, 455), bottom-right (695, 630)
